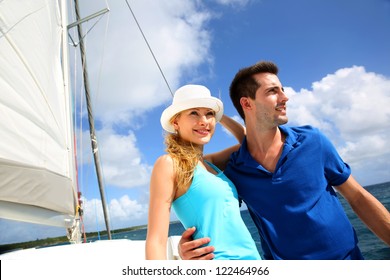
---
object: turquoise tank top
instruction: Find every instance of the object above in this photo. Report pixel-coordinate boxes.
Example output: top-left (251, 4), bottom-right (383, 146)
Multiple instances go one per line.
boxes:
top-left (172, 161), bottom-right (261, 260)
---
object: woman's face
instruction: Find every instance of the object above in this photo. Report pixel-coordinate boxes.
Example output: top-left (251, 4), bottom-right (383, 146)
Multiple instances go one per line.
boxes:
top-left (172, 107), bottom-right (216, 146)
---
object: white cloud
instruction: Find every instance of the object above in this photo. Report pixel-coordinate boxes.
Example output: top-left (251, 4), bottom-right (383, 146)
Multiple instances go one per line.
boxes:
top-left (94, 128), bottom-right (151, 188)
top-left (77, 128), bottom-right (151, 188)
top-left (287, 66), bottom-right (390, 185)
top-left (81, 195), bottom-right (148, 232)
top-left (215, 0), bottom-right (252, 8)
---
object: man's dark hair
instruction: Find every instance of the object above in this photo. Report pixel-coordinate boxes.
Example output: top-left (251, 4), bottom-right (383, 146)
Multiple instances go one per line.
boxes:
top-left (229, 61), bottom-right (279, 120)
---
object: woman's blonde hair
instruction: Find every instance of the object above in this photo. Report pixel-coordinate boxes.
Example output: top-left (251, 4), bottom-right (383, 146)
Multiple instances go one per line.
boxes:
top-left (164, 115), bottom-right (202, 195)
top-left (165, 133), bottom-right (202, 194)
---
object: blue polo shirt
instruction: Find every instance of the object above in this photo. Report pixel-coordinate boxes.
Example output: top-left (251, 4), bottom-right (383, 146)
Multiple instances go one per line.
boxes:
top-left (224, 125), bottom-right (363, 259)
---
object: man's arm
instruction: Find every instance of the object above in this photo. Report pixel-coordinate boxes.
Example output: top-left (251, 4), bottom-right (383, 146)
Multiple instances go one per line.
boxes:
top-left (204, 115), bottom-right (245, 171)
top-left (335, 175), bottom-right (390, 246)
top-left (178, 227), bottom-right (215, 260)
top-left (219, 115), bottom-right (246, 143)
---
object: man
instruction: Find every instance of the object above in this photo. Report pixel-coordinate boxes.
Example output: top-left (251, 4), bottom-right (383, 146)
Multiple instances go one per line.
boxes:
top-left (178, 61), bottom-right (390, 260)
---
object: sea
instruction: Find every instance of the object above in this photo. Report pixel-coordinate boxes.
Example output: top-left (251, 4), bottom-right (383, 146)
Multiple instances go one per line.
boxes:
top-left (111, 181), bottom-right (390, 260)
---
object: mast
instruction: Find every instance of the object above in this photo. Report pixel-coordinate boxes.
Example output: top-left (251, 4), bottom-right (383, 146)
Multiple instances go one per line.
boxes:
top-left (73, 0), bottom-right (112, 240)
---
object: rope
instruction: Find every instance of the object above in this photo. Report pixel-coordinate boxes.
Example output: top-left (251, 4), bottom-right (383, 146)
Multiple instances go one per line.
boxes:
top-left (124, 0), bottom-right (174, 96)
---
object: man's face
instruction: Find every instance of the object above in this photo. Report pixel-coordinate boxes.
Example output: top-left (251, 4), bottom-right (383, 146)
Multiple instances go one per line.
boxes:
top-left (250, 72), bottom-right (289, 128)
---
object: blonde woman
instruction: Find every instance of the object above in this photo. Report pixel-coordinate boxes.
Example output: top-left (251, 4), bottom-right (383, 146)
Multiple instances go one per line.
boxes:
top-left (145, 84), bottom-right (260, 260)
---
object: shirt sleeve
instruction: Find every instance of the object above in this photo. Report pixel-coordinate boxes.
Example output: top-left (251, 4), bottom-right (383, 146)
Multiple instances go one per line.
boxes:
top-left (318, 129), bottom-right (351, 186)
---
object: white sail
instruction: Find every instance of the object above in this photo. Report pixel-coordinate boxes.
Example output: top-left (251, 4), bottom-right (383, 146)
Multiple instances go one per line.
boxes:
top-left (0, 0), bottom-right (78, 229)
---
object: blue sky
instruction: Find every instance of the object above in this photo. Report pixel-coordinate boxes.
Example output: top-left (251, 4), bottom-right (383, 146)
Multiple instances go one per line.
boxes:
top-left (1, 0), bottom-right (389, 245)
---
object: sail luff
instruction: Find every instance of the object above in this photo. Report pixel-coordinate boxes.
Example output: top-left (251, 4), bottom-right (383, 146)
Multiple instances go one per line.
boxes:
top-left (60, 0), bottom-right (81, 243)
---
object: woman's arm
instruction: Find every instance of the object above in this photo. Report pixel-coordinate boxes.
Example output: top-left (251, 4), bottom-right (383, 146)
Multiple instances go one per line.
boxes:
top-left (204, 115), bottom-right (245, 170)
top-left (145, 155), bottom-right (176, 259)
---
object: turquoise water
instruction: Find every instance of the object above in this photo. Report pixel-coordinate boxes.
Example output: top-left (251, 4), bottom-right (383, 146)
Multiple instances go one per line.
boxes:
top-left (113, 182), bottom-right (390, 260)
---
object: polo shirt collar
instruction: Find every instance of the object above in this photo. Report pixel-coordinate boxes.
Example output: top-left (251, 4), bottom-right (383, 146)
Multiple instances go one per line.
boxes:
top-left (235, 126), bottom-right (301, 167)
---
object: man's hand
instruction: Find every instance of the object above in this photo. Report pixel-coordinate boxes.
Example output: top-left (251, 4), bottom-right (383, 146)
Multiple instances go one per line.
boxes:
top-left (178, 227), bottom-right (215, 260)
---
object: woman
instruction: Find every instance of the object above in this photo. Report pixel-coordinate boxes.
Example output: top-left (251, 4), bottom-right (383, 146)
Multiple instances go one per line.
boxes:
top-left (145, 84), bottom-right (260, 260)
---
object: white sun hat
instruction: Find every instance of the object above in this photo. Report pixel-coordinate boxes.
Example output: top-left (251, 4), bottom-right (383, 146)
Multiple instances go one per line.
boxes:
top-left (160, 84), bottom-right (224, 133)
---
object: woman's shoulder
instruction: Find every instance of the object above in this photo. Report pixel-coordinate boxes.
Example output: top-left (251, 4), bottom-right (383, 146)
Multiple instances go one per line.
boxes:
top-left (155, 154), bottom-right (171, 161)
top-left (150, 155), bottom-right (176, 188)
top-left (153, 154), bottom-right (175, 172)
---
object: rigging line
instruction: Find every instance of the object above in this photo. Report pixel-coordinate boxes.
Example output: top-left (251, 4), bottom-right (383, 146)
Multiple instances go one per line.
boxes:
top-left (124, 0), bottom-right (174, 96)
top-left (68, 13), bottom-right (106, 47)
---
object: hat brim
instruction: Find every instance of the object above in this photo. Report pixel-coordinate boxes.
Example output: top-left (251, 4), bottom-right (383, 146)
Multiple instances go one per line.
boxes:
top-left (160, 97), bottom-right (224, 133)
